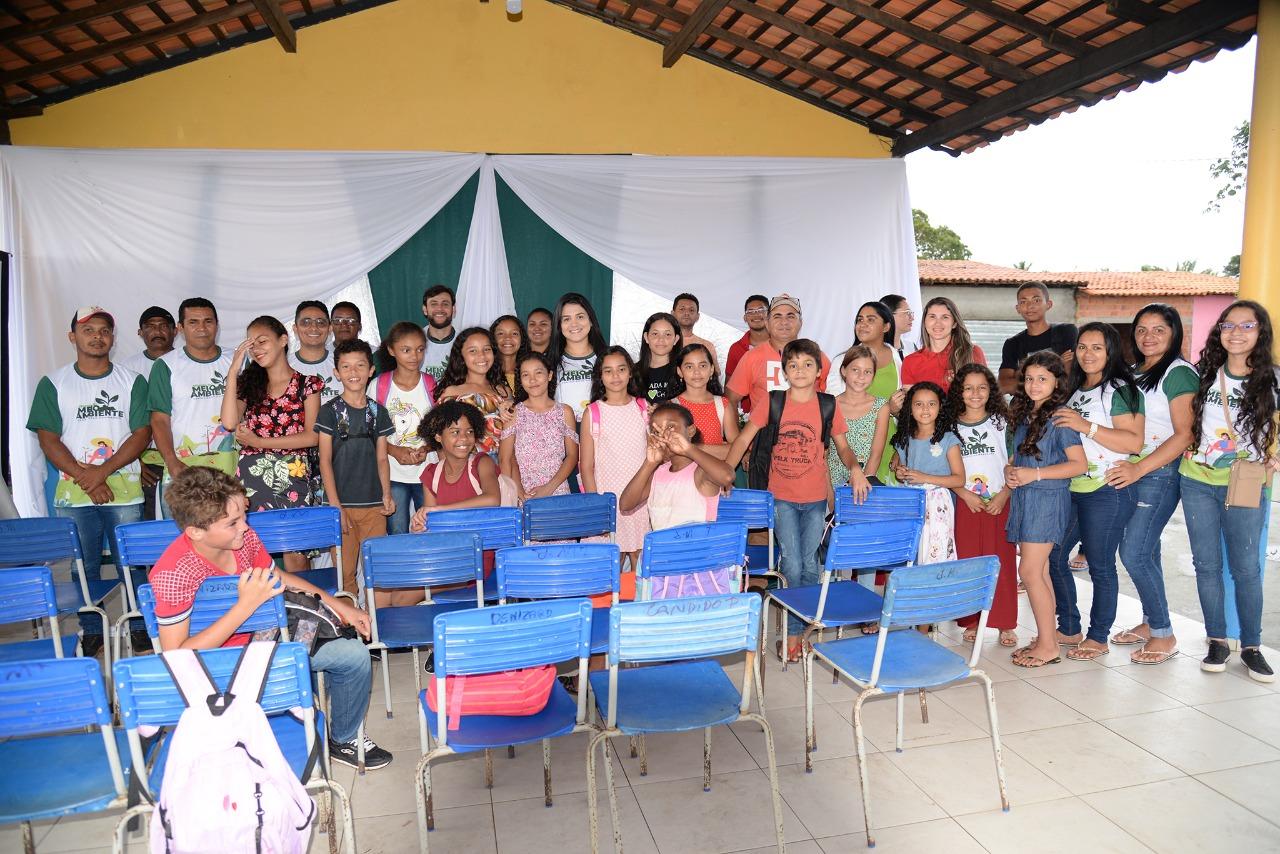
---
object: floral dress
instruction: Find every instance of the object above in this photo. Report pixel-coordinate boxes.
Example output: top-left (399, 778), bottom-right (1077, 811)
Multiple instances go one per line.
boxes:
top-left (439, 389), bottom-right (508, 457)
top-left (827, 396), bottom-right (885, 485)
top-left (237, 372), bottom-right (324, 511)
top-left (501, 402), bottom-right (577, 495)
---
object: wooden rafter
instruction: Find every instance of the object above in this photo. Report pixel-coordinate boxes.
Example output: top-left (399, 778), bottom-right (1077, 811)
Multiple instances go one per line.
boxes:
top-left (663, 0), bottom-right (730, 67)
top-left (251, 0), bottom-right (298, 52)
top-left (892, 0), bottom-right (1257, 156)
top-left (0, 0), bottom-right (145, 44)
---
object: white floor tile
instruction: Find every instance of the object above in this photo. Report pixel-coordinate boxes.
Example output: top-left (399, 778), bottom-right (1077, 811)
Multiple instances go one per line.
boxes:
top-left (1112, 653), bottom-right (1272, 706)
top-left (1003, 723), bottom-right (1182, 795)
top-left (935, 679), bottom-right (1089, 735)
top-left (731, 841), bottom-right (822, 854)
top-left (830, 687), bottom-right (990, 753)
top-left (776, 754), bottom-right (944, 838)
top-left (607, 724), bottom-right (759, 786)
top-left (1025, 667), bottom-right (1183, 720)
top-left (731, 702), bottom-right (870, 769)
top-left (1102, 706), bottom-right (1280, 775)
top-left (1196, 692), bottom-right (1280, 749)
top-left (815, 817), bottom-right (986, 853)
top-left (493, 787), bottom-right (657, 854)
top-left (956, 797), bottom-right (1151, 854)
top-left (887, 737), bottom-right (1071, 816)
top-left (1195, 761), bottom-right (1280, 827)
top-left (1083, 777), bottom-right (1280, 852)
top-left (359, 806), bottom-right (494, 854)
top-left (485, 731), bottom-right (626, 803)
top-left (31, 811), bottom-right (123, 853)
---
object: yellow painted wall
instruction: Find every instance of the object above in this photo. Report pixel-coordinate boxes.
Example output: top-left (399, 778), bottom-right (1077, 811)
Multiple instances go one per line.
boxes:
top-left (11, 0), bottom-right (889, 157)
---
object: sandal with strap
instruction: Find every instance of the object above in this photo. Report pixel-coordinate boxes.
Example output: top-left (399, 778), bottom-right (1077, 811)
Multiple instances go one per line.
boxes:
top-left (1066, 642), bottom-right (1110, 661)
top-left (962, 627), bottom-right (978, 644)
top-left (1110, 628), bottom-right (1148, 646)
top-left (1012, 652), bottom-right (1061, 668)
top-left (998, 630), bottom-right (1019, 648)
top-left (1130, 645), bottom-right (1178, 666)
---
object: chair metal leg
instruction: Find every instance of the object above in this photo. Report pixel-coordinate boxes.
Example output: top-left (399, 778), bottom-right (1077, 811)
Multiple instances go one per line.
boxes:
top-left (804, 645), bottom-right (816, 772)
top-left (508, 745), bottom-right (516, 758)
top-left (484, 748), bottom-right (494, 788)
top-left (743, 713), bottom-right (786, 854)
top-left (543, 738), bottom-right (553, 806)
top-left (978, 672), bottom-right (1010, 812)
top-left (22, 820), bottom-right (34, 854)
top-left (851, 691), bottom-right (876, 848)
top-left (918, 688), bottom-right (929, 724)
top-left (777, 602), bottom-right (788, 673)
top-left (602, 736), bottom-right (624, 854)
top-left (326, 779), bottom-right (357, 854)
top-left (586, 731), bottom-right (606, 854)
top-left (380, 649), bottom-right (393, 719)
top-left (415, 752), bottom-right (435, 853)
top-left (703, 727), bottom-right (712, 792)
top-left (832, 628), bottom-right (842, 683)
top-left (629, 735), bottom-right (638, 758)
top-left (896, 691), bottom-right (905, 752)
top-left (113, 805), bottom-right (152, 854)
top-left (638, 734), bottom-right (648, 776)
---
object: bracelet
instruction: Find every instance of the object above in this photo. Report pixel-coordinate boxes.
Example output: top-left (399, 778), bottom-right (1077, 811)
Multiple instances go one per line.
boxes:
top-left (1086, 422), bottom-right (1099, 440)
top-left (1036, 469), bottom-right (1042, 482)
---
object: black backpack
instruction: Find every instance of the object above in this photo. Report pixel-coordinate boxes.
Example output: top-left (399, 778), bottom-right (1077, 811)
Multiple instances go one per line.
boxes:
top-left (747, 390), bottom-right (837, 491)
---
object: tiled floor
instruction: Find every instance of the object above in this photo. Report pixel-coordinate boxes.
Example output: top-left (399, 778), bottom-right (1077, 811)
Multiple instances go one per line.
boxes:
top-left (7, 580), bottom-right (1280, 854)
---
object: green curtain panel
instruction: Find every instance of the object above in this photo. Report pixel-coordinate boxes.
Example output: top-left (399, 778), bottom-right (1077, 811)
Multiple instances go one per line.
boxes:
top-left (368, 173), bottom-right (479, 337)
top-left (496, 175), bottom-right (613, 342)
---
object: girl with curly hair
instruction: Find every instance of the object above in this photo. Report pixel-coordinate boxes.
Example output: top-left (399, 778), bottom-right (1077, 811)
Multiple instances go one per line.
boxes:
top-left (435, 327), bottom-right (515, 459)
top-left (889, 381), bottom-right (963, 564)
top-left (1181, 300), bottom-right (1279, 683)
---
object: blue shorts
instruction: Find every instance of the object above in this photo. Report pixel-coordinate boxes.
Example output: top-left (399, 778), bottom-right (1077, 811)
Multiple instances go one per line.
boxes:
top-left (1006, 487), bottom-right (1071, 545)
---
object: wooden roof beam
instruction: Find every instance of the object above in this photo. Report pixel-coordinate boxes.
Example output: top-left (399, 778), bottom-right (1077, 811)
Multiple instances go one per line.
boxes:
top-left (0, 0), bottom-right (146, 44)
top-left (892, 0), bottom-right (1257, 156)
top-left (252, 0), bottom-right (298, 52)
top-left (663, 0), bottom-right (730, 67)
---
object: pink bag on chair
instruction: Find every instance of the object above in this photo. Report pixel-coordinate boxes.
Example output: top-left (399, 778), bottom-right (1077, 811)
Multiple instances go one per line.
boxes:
top-left (424, 666), bottom-right (557, 730)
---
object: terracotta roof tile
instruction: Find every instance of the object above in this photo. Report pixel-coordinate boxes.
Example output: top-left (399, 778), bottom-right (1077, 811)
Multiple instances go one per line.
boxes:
top-left (917, 259), bottom-right (1238, 296)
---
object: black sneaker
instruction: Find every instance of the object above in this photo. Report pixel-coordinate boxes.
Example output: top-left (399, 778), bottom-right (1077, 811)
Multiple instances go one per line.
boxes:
top-left (422, 649), bottom-right (434, 674)
top-left (1241, 648), bottom-right (1275, 683)
top-left (1201, 639), bottom-right (1231, 673)
top-left (80, 634), bottom-right (104, 658)
top-left (329, 735), bottom-right (392, 770)
top-left (130, 630), bottom-right (153, 655)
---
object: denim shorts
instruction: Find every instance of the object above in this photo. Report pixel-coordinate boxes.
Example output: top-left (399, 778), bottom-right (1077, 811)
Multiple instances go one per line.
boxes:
top-left (1006, 486), bottom-right (1071, 545)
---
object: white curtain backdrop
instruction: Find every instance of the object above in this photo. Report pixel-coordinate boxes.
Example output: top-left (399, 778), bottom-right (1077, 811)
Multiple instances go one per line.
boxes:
top-left (455, 160), bottom-right (516, 328)
top-left (492, 155), bottom-right (920, 360)
top-left (0, 147), bottom-right (483, 516)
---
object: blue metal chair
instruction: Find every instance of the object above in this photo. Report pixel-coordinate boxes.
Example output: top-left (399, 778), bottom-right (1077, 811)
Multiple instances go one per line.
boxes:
top-left (636, 522), bottom-right (748, 601)
top-left (135, 577), bottom-right (289, 652)
top-left (811, 557), bottom-right (1007, 846)
top-left (522, 492), bottom-right (616, 543)
top-left (362, 532), bottom-right (483, 718)
top-left (715, 488), bottom-right (783, 587)
top-left (248, 507), bottom-right (349, 599)
top-left (424, 507), bottom-right (522, 604)
top-left (415, 599), bottom-right (593, 853)
top-left (586, 594), bottom-right (784, 854)
top-left (110, 519), bottom-right (180, 664)
top-left (0, 517), bottom-right (121, 670)
top-left (496, 544), bottom-right (620, 654)
top-left (0, 657), bottom-right (129, 852)
top-left (0, 566), bottom-right (79, 663)
top-left (111, 642), bottom-right (354, 854)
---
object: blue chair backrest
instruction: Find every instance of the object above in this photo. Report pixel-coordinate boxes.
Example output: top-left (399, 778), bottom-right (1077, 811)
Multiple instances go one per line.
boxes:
top-left (522, 493), bottom-right (616, 541)
top-left (114, 519), bottom-right (181, 569)
top-left (833, 485), bottom-right (925, 525)
top-left (0, 516), bottom-right (82, 566)
top-left (0, 565), bottom-right (59, 624)
top-left (715, 489), bottom-right (774, 530)
top-left (497, 544), bottom-right (620, 601)
top-left (190, 576), bottom-right (289, 636)
top-left (881, 557), bottom-right (1000, 629)
top-left (433, 599), bottom-right (593, 678)
top-left (362, 532), bottom-right (483, 591)
top-left (824, 514), bottom-right (923, 574)
top-left (0, 658), bottom-right (113, 738)
top-left (638, 523), bottom-right (747, 580)
top-left (136, 584), bottom-right (161, 639)
top-left (607, 593), bottom-right (762, 666)
top-left (113, 643), bottom-right (313, 729)
top-left (247, 507), bottom-right (342, 552)
top-left (426, 507), bottom-right (523, 551)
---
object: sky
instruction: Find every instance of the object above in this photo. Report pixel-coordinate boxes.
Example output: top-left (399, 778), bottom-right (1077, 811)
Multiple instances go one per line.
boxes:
top-left (904, 37), bottom-right (1256, 274)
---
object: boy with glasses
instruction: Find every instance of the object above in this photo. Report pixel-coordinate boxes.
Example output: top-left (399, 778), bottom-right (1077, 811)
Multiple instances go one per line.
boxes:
top-left (290, 300), bottom-right (342, 402)
top-left (726, 294), bottom-right (770, 388)
top-left (330, 301), bottom-right (363, 345)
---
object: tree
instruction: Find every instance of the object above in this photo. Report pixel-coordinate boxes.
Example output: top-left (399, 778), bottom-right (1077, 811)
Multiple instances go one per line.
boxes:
top-left (1013, 260), bottom-right (1033, 270)
top-left (913, 209), bottom-right (972, 260)
top-left (1206, 121), bottom-right (1249, 213)
top-left (1175, 259), bottom-right (1197, 273)
top-left (1140, 264), bottom-right (1166, 272)
top-left (1224, 254), bottom-right (1240, 277)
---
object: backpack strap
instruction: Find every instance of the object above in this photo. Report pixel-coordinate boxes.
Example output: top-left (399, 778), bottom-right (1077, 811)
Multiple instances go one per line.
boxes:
top-left (159, 648), bottom-right (221, 714)
top-left (421, 373), bottom-right (437, 407)
top-left (587, 401), bottom-right (601, 442)
top-left (374, 371), bottom-right (392, 406)
top-left (713, 395), bottom-right (726, 428)
top-left (226, 640), bottom-right (279, 707)
top-left (768, 389), bottom-right (786, 427)
top-left (818, 392), bottom-right (836, 447)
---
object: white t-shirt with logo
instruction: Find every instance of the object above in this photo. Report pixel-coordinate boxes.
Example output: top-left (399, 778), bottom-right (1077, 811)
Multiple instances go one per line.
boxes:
top-left (556, 352), bottom-right (597, 420)
top-left (1135, 358), bottom-right (1198, 459)
top-left (1066, 380), bottom-right (1144, 493)
top-left (1181, 368), bottom-right (1276, 486)
top-left (289, 350), bottom-right (342, 403)
top-left (118, 350), bottom-right (165, 464)
top-left (146, 347), bottom-right (237, 477)
top-left (955, 416), bottom-right (1009, 499)
top-left (423, 329), bottom-right (455, 383)
top-left (384, 377), bottom-right (431, 483)
top-left (27, 363), bottom-right (149, 507)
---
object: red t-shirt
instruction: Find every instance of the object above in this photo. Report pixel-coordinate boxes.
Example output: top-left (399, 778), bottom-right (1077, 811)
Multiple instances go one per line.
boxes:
top-left (421, 455), bottom-right (496, 574)
top-left (148, 528), bottom-right (274, 647)
top-left (900, 343), bottom-right (987, 392)
top-left (725, 332), bottom-right (755, 393)
top-left (726, 342), bottom-right (831, 417)
top-left (748, 393), bottom-right (845, 504)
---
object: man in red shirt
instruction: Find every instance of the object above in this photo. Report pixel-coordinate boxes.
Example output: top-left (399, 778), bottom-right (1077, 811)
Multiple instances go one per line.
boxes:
top-left (724, 294), bottom-right (771, 402)
top-left (149, 466), bottom-right (393, 770)
top-left (726, 294), bottom-right (831, 416)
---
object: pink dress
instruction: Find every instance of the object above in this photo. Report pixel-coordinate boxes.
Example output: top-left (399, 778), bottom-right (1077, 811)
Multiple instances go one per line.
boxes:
top-left (648, 461), bottom-right (731, 599)
top-left (502, 402), bottom-right (576, 496)
top-left (585, 398), bottom-right (650, 552)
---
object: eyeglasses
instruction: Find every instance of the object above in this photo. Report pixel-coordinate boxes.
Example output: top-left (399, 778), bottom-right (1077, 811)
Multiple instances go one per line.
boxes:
top-left (1218, 321), bottom-right (1260, 333)
top-left (298, 318), bottom-right (330, 328)
top-left (331, 317), bottom-right (360, 327)
top-left (744, 308), bottom-right (767, 317)
top-left (894, 309), bottom-right (915, 318)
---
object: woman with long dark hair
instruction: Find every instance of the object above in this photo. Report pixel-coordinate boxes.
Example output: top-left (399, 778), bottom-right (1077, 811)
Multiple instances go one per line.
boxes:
top-left (1104, 304), bottom-right (1197, 665)
top-left (900, 296), bottom-right (985, 391)
top-left (1181, 300), bottom-right (1279, 682)
top-left (435, 327), bottom-right (515, 458)
top-left (550, 292), bottom-right (609, 421)
top-left (1047, 322), bottom-right (1145, 661)
top-left (489, 314), bottom-right (529, 393)
top-left (636, 311), bottom-right (683, 403)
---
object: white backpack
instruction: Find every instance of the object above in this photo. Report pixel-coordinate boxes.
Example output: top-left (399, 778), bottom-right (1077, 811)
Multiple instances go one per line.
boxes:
top-left (149, 642), bottom-right (316, 854)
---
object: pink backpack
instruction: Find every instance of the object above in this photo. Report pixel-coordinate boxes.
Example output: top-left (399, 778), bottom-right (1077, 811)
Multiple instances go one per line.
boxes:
top-left (428, 453), bottom-right (520, 508)
top-left (374, 370), bottom-right (436, 408)
top-left (149, 642), bottom-right (315, 854)
top-left (585, 396), bottom-right (649, 441)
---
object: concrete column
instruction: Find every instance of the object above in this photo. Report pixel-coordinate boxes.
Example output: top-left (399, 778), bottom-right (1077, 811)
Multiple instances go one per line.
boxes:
top-left (1239, 0), bottom-right (1280, 312)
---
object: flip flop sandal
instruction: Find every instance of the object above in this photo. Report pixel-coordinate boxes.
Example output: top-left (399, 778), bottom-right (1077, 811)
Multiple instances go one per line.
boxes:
top-left (1012, 653), bottom-right (1061, 668)
top-left (861, 622), bottom-right (880, 635)
top-left (1130, 646), bottom-right (1178, 666)
top-left (786, 642), bottom-right (804, 663)
top-left (1066, 644), bottom-right (1110, 661)
top-left (998, 631), bottom-right (1019, 648)
top-left (1027, 635), bottom-right (1084, 647)
top-left (1110, 629), bottom-right (1148, 646)
top-left (1017, 581), bottom-right (1027, 594)
top-left (1068, 555), bottom-right (1089, 571)
top-left (962, 628), bottom-right (978, 644)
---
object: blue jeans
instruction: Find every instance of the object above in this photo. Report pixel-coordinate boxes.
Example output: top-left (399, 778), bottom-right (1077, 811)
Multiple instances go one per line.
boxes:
top-left (1118, 460), bottom-right (1181, 638)
top-left (1180, 475), bottom-right (1267, 648)
top-left (388, 481), bottom-right (424, 535)
top-left (1049, 485), bottom-right (1136, 644)
top-left (310, 636), bottom-right (373, 744)
top-left (775, 499), bottom-right (827, 635)
top-left (53, 502), bottom-right (144, 635)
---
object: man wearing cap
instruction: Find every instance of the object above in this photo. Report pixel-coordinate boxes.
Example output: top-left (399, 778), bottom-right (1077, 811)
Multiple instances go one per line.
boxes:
top-left (726, 294), bottom-right (831, 415)
top-left (119, 306), bottom-right (176, 521)
top-left (147, 297), bottom-right (237, 517)
top-left (26, 307), bottom-right (152, 654)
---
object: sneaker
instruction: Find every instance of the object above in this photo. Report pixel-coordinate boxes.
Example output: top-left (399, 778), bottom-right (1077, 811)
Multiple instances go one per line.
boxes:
top-left (329, 735), bottom-right (393, 771)
top-left (1201, 639), bottom-right (1231, 673)
top-left (422, 649), bottom-right (434, 673)
top-left (130, 630), bottom-right (153, 655)
top-left (1241, 648), bottom-right (1275, 683)
top-left (80, 634), bottom-right (104, 658)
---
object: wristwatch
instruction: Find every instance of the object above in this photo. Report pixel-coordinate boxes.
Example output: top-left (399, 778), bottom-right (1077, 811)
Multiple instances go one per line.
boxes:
top-left (1086, 421), bottom-right (1099, 440)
